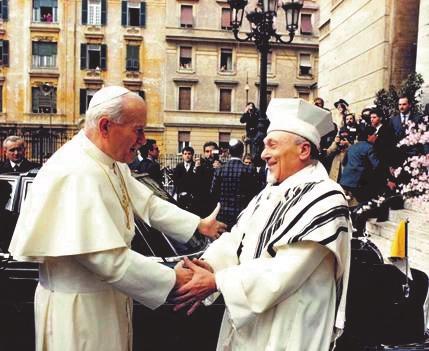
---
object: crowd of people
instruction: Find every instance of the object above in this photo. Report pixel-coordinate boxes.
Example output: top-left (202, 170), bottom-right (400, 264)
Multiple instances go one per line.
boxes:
top-left (317, 96), bottom-right (428, 209)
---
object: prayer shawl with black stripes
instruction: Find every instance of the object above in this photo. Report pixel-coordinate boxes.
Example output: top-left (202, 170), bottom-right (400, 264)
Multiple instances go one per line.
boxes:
top-left (203, 161), bottom-right (351, 351)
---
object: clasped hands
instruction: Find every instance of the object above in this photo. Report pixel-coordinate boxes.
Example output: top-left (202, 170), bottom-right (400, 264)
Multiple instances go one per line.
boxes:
top-left (170, 257), bottom-right (217, 316)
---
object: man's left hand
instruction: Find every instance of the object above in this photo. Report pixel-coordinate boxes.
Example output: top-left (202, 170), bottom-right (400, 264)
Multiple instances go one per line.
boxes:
top-left (172, 257), bottom-right (217, 315)
top-left (198, 203), bottom-right (227, 240)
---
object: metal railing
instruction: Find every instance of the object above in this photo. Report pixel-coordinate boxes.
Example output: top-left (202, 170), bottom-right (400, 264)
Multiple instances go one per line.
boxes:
top-left (0, 125), bottom-right (76, 164)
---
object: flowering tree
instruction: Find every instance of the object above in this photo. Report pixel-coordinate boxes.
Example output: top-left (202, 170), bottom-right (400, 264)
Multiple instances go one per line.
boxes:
top-left (393, 115), bottom-right (429, 204)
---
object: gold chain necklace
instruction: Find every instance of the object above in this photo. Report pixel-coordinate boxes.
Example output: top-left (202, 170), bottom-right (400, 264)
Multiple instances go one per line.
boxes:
top-left (85, 151), bottom-right (132, 230)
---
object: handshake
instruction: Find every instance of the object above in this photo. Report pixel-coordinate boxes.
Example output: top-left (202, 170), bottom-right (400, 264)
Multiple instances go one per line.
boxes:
top-left (169, 257), bottom-right (217, 316)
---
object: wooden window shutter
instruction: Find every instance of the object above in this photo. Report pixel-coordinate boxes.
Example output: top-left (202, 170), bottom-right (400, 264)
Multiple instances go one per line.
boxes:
top-left (80, 89), bottom-right (87, 114)
top-left (121, 1), bottom-right (127, 26)
top-left (140, 2), bottom-right (146, 27)
top-left (81, 0), bottom-right (88, 25)
top-left (101, 0), bottom-right (107, 25)
top-left (2, 0), bottom-right (8, 21)
top-left (100, 44), bottom-right (107, 70)
top-left (80, 43), bottom-right (87, 69)
top-left (2, 40), bottom-right (9, 66)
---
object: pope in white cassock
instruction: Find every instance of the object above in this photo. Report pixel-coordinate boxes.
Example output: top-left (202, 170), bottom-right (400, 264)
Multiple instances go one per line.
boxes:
top-left (8, 86), bottom-right (226, 351)
top-left (174, 98), bottom-right (352, 351)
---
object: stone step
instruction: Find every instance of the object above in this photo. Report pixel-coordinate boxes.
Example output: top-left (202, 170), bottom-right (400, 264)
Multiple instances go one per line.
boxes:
top-left (366, 220), bottom-right (429, 253)
top-left (388, 209), bottom-right (429, 230)
top-left (367, 232), bottom-right (429, 277)
top-left (365, 206), bottom-right (429, 277)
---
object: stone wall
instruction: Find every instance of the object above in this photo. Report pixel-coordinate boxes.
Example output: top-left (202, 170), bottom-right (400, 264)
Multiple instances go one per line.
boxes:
top-left (318, 0), bottom-right (420, 115)
top-left (416, 0), bottom-right (429, 105)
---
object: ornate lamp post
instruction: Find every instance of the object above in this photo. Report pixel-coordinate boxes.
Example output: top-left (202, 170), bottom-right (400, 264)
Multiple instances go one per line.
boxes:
top-left (228, 0), bottom-right (303, 165)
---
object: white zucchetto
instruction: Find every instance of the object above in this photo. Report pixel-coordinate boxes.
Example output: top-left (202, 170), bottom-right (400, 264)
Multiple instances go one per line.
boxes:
top-left (88, 86), bottom-right (133, 110)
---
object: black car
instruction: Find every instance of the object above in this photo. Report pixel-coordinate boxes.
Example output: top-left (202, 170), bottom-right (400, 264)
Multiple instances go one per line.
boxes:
top-left (0, 172), bottom-right (224, 351)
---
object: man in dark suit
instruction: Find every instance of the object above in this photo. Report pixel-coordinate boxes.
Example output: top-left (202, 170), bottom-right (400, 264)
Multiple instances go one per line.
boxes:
top-left (173, 146), bottom-right (197, 212)
top-left (194, 141), bottom-right (221, 217)
top-left (210, 139), bottom-right (258, 230)
top-left (389, 96), bottom-right (421, 142)
top-left (0, 180), bottom-right (18, 252)
top-left (0, 136), bottom-right (39, 174)
top-left (138, 139), bottom-right (163, 186)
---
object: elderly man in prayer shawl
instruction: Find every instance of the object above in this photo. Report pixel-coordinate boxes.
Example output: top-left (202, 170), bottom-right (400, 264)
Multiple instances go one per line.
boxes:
top-left (173, 98), bottom-right (351, 351)
top-left (8, 86), bottom-right (226, 351)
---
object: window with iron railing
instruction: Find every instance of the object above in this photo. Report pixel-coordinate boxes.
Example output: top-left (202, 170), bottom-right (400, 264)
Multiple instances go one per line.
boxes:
top-left (178, 131), bottom-right (190, 153)
top-left (32, 86), bottom-right (57, 114)
top-left (32, 42), bottom-right (57, 68)
top-left (126, 45), bottom-right (140, 71)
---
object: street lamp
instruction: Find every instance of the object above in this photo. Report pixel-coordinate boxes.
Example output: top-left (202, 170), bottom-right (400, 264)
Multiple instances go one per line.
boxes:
top-left (228, 0), bottom-right (304, 165)
top-left (39, 83), bottom-right (55, 160)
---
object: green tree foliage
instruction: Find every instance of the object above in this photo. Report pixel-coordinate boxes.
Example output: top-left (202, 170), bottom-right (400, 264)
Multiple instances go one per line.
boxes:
top-left (374, 72), bottom-right (424, 118)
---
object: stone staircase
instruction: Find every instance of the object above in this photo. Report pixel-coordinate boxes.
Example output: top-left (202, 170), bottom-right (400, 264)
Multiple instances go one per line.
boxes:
top-left (365, 201), bottom-right (429, 277)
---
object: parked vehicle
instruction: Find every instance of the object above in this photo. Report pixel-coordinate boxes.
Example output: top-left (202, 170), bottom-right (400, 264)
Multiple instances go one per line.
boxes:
top-left (335, 202), bottom-right (429, 351)
top-left (0, 171), bottom-right (224, 350)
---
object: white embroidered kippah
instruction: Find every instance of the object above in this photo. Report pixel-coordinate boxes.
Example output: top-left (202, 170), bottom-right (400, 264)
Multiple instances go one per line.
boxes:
top-left (266, 98), bottom-right (334, 149)
top-left (88, 86), bottom-right (131, 110)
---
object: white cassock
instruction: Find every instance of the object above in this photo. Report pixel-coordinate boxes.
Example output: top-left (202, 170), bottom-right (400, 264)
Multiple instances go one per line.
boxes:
top-left (202, 162), bottom-right (351, 351)
top-left (9, 131), bottom-right (200, 351)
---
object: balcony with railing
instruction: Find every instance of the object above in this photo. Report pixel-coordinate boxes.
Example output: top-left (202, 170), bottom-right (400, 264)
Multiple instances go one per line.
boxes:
top-left (32, 55), bottom-right (56, 69)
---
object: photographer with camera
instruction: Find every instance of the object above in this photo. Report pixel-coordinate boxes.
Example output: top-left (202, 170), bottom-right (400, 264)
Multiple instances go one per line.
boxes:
top-left (240, 102), bottom-right (259, 156)
top-left (194, 141), bottom-right (221, 217)
top-left (326, 114), bottom-right (358, 183)
top-left (340, 113), bottom-right (359, 144)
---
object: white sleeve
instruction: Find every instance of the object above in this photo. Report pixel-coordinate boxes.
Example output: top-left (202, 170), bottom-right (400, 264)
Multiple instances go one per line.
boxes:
top-left (127, 174), bottom-right (200, 243)
top-left (215, 241), bottom-right (334, 329)
top-left (201, 224), bottom-right (244, 272)
top-left (74, 248), bottom-right (176, 310)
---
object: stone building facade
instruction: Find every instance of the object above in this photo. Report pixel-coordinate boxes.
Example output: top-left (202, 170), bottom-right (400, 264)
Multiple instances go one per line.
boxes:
top-left (318, 0), bottom-right (422, 118)
top-left (416, 0), bottom-right (429, 105)
top-left (0, 0), bottom-right (166, 157)
top-left (162, 0), bottom-right (320, 154)
top-left (0, 0), bottom-right (320, 157)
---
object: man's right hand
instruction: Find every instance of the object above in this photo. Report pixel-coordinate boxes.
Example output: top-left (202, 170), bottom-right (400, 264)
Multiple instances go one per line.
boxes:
top-left (174, 263), bottom-right (193, 289)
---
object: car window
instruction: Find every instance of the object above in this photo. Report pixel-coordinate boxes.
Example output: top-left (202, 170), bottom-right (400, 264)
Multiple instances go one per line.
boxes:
top-left (133, 174), bottom-right (210, 257)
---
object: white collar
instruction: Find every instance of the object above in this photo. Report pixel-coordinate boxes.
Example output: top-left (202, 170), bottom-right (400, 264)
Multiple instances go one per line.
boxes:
top-left (78, 130), bottom-right (116, 169)
top-left (10, 160), bottom-right (23, 168)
